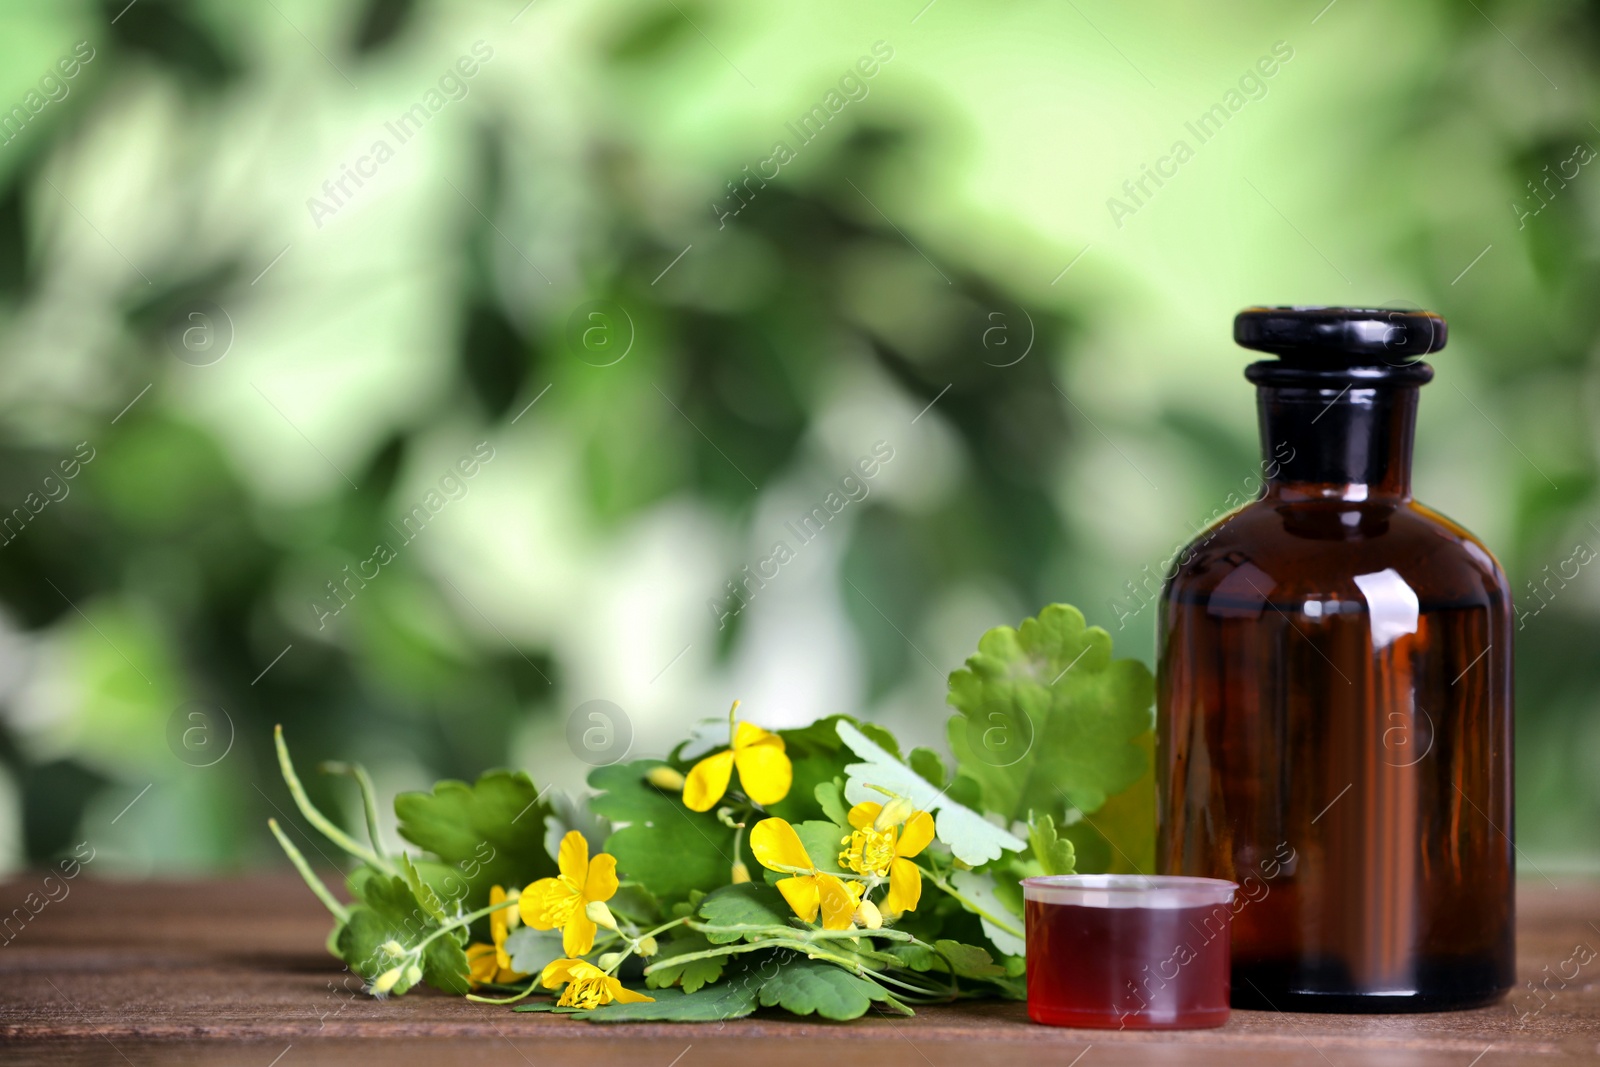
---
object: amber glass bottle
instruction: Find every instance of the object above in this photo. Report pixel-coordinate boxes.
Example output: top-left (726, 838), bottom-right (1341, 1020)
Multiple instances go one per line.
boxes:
top-left (1157, 307), bottom-right (1514, 1012)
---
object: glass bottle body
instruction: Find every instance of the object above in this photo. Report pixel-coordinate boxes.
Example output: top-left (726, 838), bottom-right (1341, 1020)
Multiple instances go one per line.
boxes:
top-left (1156, 369), bottom-right (1514, 1012)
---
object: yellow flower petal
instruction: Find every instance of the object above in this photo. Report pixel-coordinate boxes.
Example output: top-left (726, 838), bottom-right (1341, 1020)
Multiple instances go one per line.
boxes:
top-left (549, 960), bottom-right (613, 1008)
top-left (732, 720), bottom-right (778, 750)
top-left (775, 875), bottom-right (821, 923)
top-left (896, 811), bottom-right (935, 859)
top-left (733, 736), bottom-right (792, 806)
top-left (538, 957), bottom-right (582, 989)
top-left (556, 830), bottom-right (590, 885)
top-left (683, 749), bottom-right (736, 812)
top-left (584, 851), bottom-right (619, 903)
top-left (816, 873), bottom-right (857, 931)
top-left (607, 978), bottom-right (655, 1004)
top-left (750, 817), bottom-right (813, 872)
top-left (519, 876), bottom-right (577, 931)
top-left (467, 942), bottom-right (499, 985)
top-left (562, 907), bottom-right (599, 957)
top-left (490, 886), bottom-right (520, 970)
top-left (885, 857), bottom-right (923, 914)
top-left (847, 802), bottom-right (882, 830)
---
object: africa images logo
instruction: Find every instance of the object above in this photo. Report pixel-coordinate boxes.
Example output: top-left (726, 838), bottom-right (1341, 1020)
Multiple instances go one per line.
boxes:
top-left (305, 42), bottom-right (495, 229)
top-left (1105, 41), bottom-right (1294, 229)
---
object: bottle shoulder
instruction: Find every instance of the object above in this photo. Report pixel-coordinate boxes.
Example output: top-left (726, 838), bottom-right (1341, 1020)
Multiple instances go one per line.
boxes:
top-left (1164, 497), bottom-right (1509, 611)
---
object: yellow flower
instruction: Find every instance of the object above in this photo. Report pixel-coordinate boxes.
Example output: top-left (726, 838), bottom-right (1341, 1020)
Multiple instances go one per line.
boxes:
top-left (749, 817), bottom-right (857, 930)
top-left (539, 957), bottom-right (655, 1009)
top-left (466, 943), bottom-right (501, 985)
top-left (683, 702), bottom-right (792, 812)
top-left (519, 831), bottom-right (619, 956)
top-left (490, 885), bottom-right (523, 971)
top-left (468, 884), bottom-right (529, 986)
top-left (839, 802), bottom-right (934, 915)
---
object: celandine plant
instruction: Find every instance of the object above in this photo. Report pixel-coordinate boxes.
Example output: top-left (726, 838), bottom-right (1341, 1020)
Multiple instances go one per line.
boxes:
top-left (273, 604), bottom-right (1155, 1021)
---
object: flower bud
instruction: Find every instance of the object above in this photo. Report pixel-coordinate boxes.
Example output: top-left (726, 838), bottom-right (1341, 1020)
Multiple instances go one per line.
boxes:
top-left (636, 935), bottom-right (658, 957)
top-left (597, 951), bottom-right (624, 970)
top-left (874, 797), bottom-right (914, 831)
top-left (381, 940), bottom-right (406, 958)
top-left (646, 766), bottom-right (686, 791)
top-left (373, 966), bottom-right (405, 995)
top-left (730, 861), bottom-right (751, 884)
top-left (585, 900), bottom-right (618, 930)
top-left (403, 964), bottom-right (422, 986)
top-left (855, 899), bottom-right (883, 930)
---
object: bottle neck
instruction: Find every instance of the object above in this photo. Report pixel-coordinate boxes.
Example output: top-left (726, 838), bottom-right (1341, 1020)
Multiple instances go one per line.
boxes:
top-left (1248, 362), bottom-right (1430, 502)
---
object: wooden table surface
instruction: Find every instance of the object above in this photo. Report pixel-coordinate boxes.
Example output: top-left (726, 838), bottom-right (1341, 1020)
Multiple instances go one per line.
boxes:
top-left (0, 875), bottom-right (1595, 1066)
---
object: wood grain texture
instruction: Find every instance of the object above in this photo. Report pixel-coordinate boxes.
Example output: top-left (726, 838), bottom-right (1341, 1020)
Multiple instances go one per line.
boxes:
top-left (0, 875), bottom-right (1595, 1065)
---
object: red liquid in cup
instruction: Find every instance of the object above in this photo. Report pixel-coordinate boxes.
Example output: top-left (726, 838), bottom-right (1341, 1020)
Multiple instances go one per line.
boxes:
top-left (1024, 876), bottom-right (1235, 1030)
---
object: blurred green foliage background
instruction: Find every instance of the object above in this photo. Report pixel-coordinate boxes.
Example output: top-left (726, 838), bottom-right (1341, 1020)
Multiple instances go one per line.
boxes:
top-left (0, 0), bottom-right (1595, 875)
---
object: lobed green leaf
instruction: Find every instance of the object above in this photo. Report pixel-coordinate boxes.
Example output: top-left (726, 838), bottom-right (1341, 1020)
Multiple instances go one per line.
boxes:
top-left (393, 770), bottom-right (557, 908)
top-left (946, 604), bottom-right (1153, 826)
top-left (757, 957), bottom-right (906, 1020)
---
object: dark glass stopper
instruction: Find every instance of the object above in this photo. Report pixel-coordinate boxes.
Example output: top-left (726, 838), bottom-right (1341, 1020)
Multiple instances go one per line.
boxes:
top-left (1234, 306), bottom-right (1448, 362)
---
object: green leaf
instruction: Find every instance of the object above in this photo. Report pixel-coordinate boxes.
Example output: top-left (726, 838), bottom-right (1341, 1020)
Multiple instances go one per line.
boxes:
top-left (393, 770), bottom-right (556, 907)
top-left (837, 721), bottom-right (1025, 866)
top-left (932, 939), bottom-right (1005, 978)
top-left (584, 983), bottom-right (758, 1022)
top-left (990, 858), bottom-right (1028, 920)
top-left (857, 722), bottom-right (900, 759)
top-left (543, 787), bottom-right (612, 863)
top-left (1058, 818), bottom-right (1112, 874)
top-left (947, 603), bottom-right (1153, 823)
top-left (421, 934), bottom-right (472, 995)
top-left (792, 820), bottom-right (850, 874)
top-left (697, 882), bottom-right (792, 942)
top-left (882, 941), bottom-right (936, 970)
top-left (335, 871), bottom-right (469, 994)
top-left (814, 779), bottom-right (850, 827)
top-left (589, 760), bottom-right (737, 903)
top-left (645, 932), bottom-right (726, 993)
top-left (608, 883), bottom-right (662, 926)
top-left (1028, 812), bottom-right (1077, 876)
top-left (881, 940), bottom-right (1002, 978)
top-left (525, 966), bottom-right (762, 1022)
top-left (1089, 730), bottom-right (1157, 875)
top-left (505, 926), bottom-right (565, 976)
top-left (949, 868), bottom-right (1026, 957)
top-left (336, 908), bottom-right (416, 993)
top-left (400, 853), bottom-right (448, 922)
top-left (676, 717), bottom-right (729, 761)
top-left (909, 747), bottom-right (946, 789)
top-left (757, 957), bottom-right (905, 1020)
top-left (347, 868), bottom-right (430, 928)
top-left (764, 716), bottom-right (862, 824)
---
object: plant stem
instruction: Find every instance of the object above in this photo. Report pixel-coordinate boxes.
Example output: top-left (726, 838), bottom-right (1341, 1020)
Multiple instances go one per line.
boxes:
top-left (637, 916), bottom-right (689, 942)
top-left (688, 920), bottom-right (914, 943)
top-left (275, 726), bottom-right (393, 873)
top-left (320, 760), bottom-right (388, 859)
top-left (268, 818), bottom-right (349, 923)
top-left (415, 897), bottom-right (519, 952)
top-left (918, 865), bottom-right (1024, 940)
top-left (467, 976), bottom-right (544, 1005)
top-left (643, 936), bottom-right (894, 981)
